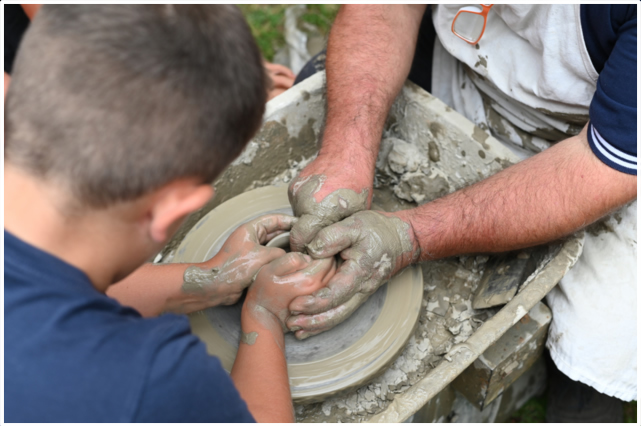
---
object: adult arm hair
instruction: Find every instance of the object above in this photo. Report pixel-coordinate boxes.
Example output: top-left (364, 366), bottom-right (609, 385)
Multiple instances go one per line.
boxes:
top-left (401, 125), bottom-right (637, 260)
top-left (320, 5), bottom-right (426, 168)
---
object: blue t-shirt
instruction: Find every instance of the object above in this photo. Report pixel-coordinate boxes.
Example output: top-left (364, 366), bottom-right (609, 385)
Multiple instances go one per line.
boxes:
top-left (581, 5), bottom-right (637, 175)
top-left (4, 230), bottom-right (255, 423)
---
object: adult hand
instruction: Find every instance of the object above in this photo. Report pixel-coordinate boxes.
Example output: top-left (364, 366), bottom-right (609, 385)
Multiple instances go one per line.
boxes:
top-left (265, 62), bottom-right (295, 101)
top-left (178, 214), bottom-right (296, 307)
top-left (246, 252), bottom-right (337, 330)
top-left (288, 154), bottom-right (372, 254)
top-left (286, 210), bottom-right (420, 339)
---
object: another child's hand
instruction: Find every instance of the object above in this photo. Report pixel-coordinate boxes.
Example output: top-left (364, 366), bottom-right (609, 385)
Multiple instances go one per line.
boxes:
top-left (182, 214), bottom-right (296, 307)
top-left (265, 62), bottom-right (295, 101)
top-left (244, 252), bottom-right (336, 330)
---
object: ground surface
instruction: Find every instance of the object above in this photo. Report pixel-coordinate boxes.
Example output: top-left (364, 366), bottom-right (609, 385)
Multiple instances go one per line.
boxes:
top-left (237, 5), bottom-right (637, 424)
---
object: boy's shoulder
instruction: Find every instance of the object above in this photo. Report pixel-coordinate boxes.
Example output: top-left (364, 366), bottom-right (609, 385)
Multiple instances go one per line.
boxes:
top-left (4, 231), bottom-right (254, 423)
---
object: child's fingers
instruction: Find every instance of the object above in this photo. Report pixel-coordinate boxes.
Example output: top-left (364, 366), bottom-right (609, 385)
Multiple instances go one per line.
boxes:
top-left (265, 62), bottom-right (296, 79)
top-left (270, 75), bottom-right (295, 90)
top-left (262, 246), bottom-right (287, 264)
top-left (288, 293), bottom-right (369, 339)
top-left (269, 252), bottom-right (312, 276)
top-left (297, 258), bottom-right (336, 288)
top-left (264, 230), bottom-right (285, 242)
top-left (275, 258), bottom-right (336, 301)
top-left (251, 214), bottom-right (297, 243)
top-left (287, 260), bottom-right (361, 315)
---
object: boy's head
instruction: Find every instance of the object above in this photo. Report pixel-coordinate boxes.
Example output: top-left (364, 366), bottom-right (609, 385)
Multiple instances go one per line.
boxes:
top-left (5, 5), bottom-right (267, 209)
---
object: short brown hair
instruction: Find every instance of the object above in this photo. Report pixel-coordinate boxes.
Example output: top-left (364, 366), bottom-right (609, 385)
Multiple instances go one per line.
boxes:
top-left (5, 5), bottom-right (267, 207)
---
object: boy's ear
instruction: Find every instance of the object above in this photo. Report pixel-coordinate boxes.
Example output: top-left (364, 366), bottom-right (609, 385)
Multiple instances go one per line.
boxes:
top-left (147, 180), bottom-right (214, 243)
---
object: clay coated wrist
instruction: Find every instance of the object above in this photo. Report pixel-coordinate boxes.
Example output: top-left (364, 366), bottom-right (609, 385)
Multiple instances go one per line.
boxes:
top-left (390, 210), bottom-right (421, 269)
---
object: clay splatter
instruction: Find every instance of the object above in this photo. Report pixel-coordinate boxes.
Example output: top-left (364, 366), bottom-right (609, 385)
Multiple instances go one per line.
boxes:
top-left (241, 331), bottom-right (258, 345)
top-left (182, 265), bottom-right (220, 293)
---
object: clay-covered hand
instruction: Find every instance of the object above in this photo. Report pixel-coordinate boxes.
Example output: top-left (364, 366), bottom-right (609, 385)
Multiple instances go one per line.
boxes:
top-left (245, 252), bottom-right (337, 330)
top-left (288, 156), bottom-right (372, 253)
top-left (286, 210), bottom-right (420, 339)
top-left (180, 214), bottom-right (296, 307)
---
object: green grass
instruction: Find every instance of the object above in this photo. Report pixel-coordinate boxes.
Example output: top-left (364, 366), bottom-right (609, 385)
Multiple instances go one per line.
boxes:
top-left (301, 4), bottom-right (340, 34)
top-left (507, 396), bottom-right (637, 423)
top-left (238, 4), bottom-right (339, 61)
top-left (623, 400), bottom-right (637, 423)
top-left (507, 395), bottom-right (546, 423)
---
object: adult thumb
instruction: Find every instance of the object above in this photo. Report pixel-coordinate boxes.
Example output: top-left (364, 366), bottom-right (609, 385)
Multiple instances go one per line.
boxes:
top-left (289, 214), bottom-right (324, 253)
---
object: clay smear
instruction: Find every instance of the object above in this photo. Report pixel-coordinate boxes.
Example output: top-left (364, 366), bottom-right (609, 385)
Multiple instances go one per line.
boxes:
top-left (241, 331), bottom-right (258, 345)
top-left (289, 174), bottom-right (369, 252)
top-left (182, 265), bottom-right (220, 293)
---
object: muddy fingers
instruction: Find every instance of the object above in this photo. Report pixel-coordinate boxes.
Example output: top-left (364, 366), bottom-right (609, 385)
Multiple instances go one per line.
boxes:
top-left (287, 292), bottom-right (370, 340)
top-left (247, 254), bottom-right (337, 329)
top-left (287, 210), bottom-right (420, 335)
top-left (288, 174), bottom-right (369, 252)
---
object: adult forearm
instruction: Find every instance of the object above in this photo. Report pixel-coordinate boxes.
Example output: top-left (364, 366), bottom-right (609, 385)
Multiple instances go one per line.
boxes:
top-left (403, 127), bottom-right (637, 260)
top-left (231, 308), bottom-right (293, 422)
top-left (321, 5), bottom-right (426, 166)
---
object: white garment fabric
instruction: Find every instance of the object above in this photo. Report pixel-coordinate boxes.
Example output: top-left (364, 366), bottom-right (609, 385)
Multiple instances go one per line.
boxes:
top-left (431, 5), bottom-right (637, 401)
top-left (547, 203), bottom-right (637, 401)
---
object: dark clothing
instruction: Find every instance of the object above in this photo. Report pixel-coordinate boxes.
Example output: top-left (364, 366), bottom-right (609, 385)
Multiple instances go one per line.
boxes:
top-left (407, 6), bottom-right (437, 93)
top-left (294, 49), bottom-right (327, 86)
top-left (4, 230), bottom-right (255, 423)
top-left (4, 5), bottom-right (30, 74)
top-left (545, 351), bottom-right (623, 422)
top-left (581, 5), bottom-right (637, 175)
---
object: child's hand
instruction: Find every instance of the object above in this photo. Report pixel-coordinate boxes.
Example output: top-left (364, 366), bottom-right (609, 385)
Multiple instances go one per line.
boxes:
top-left (265, 62), bottom-right (295, 101)
top-left (244, 252), bottom-right (337, 330)
top-left (181, 214), bottom-right (296, 307)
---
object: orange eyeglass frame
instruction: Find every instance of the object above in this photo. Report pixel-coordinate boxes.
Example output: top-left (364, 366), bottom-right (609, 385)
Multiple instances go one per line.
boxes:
top-left (451, 4), bottom-right (494, 45)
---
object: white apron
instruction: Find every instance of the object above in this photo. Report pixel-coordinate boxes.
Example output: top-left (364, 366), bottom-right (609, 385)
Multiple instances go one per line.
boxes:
top-left (431, 4), bottom-right (637, 401)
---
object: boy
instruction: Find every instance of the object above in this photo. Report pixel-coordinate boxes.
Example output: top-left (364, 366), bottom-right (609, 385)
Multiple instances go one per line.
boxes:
top-left (5, 5), bottom-right (334, 422)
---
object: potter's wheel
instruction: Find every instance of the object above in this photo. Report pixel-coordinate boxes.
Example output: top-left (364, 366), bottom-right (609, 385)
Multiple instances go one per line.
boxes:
top-left (172, 185), bottom-right (423, 402)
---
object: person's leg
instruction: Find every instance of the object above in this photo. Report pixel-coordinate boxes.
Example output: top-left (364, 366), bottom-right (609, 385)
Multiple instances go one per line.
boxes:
top-left (545, 351), bottom-right (623, 423)
top-left (294, 6), bottom-right (437, 90)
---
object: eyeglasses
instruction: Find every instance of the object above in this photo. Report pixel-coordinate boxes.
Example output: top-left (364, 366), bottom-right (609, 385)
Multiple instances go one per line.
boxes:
top-left (451, 4), bottom-right (494, 45)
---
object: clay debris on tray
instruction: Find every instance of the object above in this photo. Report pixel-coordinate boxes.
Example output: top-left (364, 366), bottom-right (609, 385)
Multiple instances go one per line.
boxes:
top-left (294, 131), bottom-right (502, 422)
top-left (295, 256), bottom-right (497, 422)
